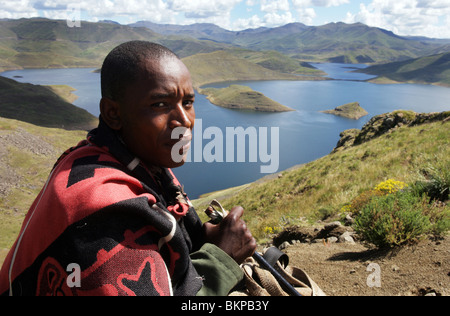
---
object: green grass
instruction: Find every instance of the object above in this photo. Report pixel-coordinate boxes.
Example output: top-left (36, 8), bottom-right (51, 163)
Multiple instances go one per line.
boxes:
top-left (0, 117), bottom-right (87, 253)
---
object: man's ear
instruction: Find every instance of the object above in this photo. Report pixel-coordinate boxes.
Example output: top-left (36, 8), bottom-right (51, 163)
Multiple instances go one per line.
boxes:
top-left (100, 97), bottom-right (122, 131)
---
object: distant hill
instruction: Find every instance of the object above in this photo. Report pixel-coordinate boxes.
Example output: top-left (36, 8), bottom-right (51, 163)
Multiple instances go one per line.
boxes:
top-left (0, 76), bottom-right (98, 130)
top-left (182, 50), bottom-right (311, 88)
top-left (359, 52), bottom-right (450, 87)
top-left (0, 18), bottom-right (229, 71)
top-left (130, 21), bottom-right (310, 48)
top-left (131, 21), bottom-right (450, 63)
top-left (226, 48), bottom-right (325, 75)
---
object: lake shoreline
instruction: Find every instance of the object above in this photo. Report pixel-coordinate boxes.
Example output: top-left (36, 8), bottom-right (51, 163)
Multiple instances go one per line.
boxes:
top-left (3, 64), bottom-right (449, 89)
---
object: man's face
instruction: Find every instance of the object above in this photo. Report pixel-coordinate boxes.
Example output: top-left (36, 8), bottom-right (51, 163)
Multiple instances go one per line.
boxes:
top-left (117, 56), bottom-right (195, 169)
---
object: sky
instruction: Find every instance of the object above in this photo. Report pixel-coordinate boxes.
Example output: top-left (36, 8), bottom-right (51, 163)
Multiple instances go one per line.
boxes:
top-left (1, 0), bottom-right (450, 38)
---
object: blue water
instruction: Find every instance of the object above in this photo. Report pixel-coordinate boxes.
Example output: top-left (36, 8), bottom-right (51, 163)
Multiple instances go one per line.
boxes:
top-left (2, 64), bottom-right (450, 198)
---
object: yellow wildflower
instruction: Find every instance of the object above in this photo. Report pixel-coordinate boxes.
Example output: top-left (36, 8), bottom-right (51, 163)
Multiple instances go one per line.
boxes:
top-left (374, 179), bottom-right (408, 194)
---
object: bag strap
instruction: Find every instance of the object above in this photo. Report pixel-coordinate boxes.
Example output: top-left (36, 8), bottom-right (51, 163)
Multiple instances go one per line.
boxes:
top-left (262, 247), bottom-right (289, 269)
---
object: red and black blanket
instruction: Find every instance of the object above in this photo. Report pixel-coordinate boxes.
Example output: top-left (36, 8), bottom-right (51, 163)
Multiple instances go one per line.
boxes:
top-left (0, 119), bottom-right (204, 296)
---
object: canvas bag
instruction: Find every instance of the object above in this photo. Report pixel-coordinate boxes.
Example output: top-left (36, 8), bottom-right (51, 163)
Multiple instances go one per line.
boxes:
top-left (204, 200), bottom-right (325, 297)
top-left (231, 247), bottom-right (326, 297)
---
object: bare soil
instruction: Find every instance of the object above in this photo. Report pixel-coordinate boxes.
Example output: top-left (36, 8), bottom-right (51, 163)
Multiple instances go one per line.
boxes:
top-left (283, 236), bottom-right (449, 296)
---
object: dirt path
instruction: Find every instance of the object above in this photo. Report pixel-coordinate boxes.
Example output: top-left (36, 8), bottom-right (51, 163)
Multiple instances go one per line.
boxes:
top-left (283, 237), bottom-right (449, 296)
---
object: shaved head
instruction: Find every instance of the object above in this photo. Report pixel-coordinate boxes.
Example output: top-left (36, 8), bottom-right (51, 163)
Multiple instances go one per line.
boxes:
top-left (101, 41), bottom-right (179, 102)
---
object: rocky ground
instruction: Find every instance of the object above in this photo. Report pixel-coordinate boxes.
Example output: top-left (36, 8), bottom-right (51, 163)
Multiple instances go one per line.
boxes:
top-left (269, 223), bottom-right (449, 296)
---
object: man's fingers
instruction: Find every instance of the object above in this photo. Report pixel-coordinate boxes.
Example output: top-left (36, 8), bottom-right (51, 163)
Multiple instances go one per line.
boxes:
top-left (226, 206), bottom-right (244, 222)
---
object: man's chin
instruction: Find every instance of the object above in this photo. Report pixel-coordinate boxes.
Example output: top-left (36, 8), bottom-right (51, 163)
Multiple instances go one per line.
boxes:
top-left (169, 159), bottom-right (186, 169)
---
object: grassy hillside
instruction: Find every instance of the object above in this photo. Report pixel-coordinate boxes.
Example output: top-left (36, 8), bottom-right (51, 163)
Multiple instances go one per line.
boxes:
top-left (193, 112), bottom-right (450, 241)
top-left (0, 76), bottom-right (98, 130)
top-left (247, 23), bottom-right (446, 63)
top-left (201, 85), bottom-right (294, 112)
top-left (360, 52), bottom-right (450, 87)
top-left (0, 117), bottom-right (87, 256)
top-left (0, 18), bottom-right (229, 72)
top-left (182, 50), bottom-right (319, 88)
top-left (227, 48), bottom-right (325, 75)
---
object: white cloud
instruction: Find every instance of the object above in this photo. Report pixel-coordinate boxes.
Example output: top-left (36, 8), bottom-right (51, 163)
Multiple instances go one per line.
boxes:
top-left (233, 14), bottom-right (262, 29)
top-left (1, 0), bottom-right (449, 38)
top-left (264, 10), bottom-right (295, 25)
top-left (297, 7), bottom-right (316, 24)
top-left (345, 0), bottom-right (450, 38)
top-left (0, 0), bottom-right (38, 19)
top-left (291, 0), bottom-right (348, 25)
top-left (291, 0), bottom-right (348, 8)
top-left (163, 0), bottom-right (243, 28)
top-left (231, 0), bottom-right (297, 30)
top-left (260, 0), bottom-right (290, 13)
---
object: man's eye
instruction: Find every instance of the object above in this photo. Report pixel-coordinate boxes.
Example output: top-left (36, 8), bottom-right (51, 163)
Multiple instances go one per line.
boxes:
top-left (183, 100), bottom-right (194, 108)
top-left (151, 102), bottom-right (167, 108)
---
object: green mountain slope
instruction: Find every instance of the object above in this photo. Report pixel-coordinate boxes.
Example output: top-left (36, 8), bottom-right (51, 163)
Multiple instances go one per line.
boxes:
top-left (0, 76), bottom-right (98, 130)
top-left (132, 21), bottom-right (450, 64)
top-left (2, 18), bottom-right (449, 74)
top-left (0, 18), bottom-right (229, 71)
top-left (227, 48), bottom-right (325, 75)
top-left (260, 23), bottom-right (441, 63)
top-left (360, 52), bottom-right (450, 87)
top-left (182, 50), bottom-right (309, 88)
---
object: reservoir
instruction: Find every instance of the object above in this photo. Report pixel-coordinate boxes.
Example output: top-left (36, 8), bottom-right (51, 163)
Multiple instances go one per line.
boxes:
top-left (2, 63), bottom-right (450, 198)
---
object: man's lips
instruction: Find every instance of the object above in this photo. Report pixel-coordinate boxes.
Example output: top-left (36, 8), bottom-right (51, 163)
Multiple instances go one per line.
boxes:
top-left (166, 129), bottom-right (192, 150)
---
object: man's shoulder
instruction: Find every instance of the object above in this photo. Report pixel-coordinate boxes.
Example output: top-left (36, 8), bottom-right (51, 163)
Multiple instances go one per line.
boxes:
top-left (50, 143), bottom-right (152, 211)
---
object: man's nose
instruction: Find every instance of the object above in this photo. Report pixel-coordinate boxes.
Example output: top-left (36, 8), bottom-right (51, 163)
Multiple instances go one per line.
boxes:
top-left (169, 103), bottom-right (192, 129)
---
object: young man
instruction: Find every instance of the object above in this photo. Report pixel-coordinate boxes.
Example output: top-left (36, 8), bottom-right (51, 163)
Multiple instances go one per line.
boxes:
top-left (0, 41), bottom-right (256, 296)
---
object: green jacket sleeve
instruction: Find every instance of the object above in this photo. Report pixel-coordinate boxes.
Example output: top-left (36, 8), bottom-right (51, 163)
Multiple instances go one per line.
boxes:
top-left (191, 243), bottom-right (244, 296)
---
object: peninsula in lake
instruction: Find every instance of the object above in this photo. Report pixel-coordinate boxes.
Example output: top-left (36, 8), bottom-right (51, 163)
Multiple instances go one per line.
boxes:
top-left (200, 85), bottom-right (294, 112)
top-left (321, 102), bottom-right (368, 120)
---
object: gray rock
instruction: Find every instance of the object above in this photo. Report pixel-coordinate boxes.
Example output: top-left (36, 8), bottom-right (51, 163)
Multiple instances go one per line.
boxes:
top-left (324, 221), bottom-right (342, 230)
top-left (339, 231), bottom-right (355, 244)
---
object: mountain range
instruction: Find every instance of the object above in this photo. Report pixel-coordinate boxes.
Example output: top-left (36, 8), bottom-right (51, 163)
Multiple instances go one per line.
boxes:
top-left (1, 18), bottom-right (450, 75)
top-left (130, 20), bottom-right (450, 63)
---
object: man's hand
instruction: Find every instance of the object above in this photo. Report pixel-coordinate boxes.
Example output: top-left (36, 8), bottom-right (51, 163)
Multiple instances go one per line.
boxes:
top-left (203, 206), bottom-right (257, 264)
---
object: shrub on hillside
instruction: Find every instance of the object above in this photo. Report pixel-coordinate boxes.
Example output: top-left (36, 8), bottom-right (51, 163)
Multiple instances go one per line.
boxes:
top-left (354, 190), bottom-right (432, 248)
top-left (351, 173), bottom-right (449, 248)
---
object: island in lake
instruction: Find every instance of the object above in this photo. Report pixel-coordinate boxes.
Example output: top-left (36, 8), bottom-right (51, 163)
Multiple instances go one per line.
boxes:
top-left (200, 85), bottom-right (295, 112)
top-left (321, 102), bottom-right (368, 120)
